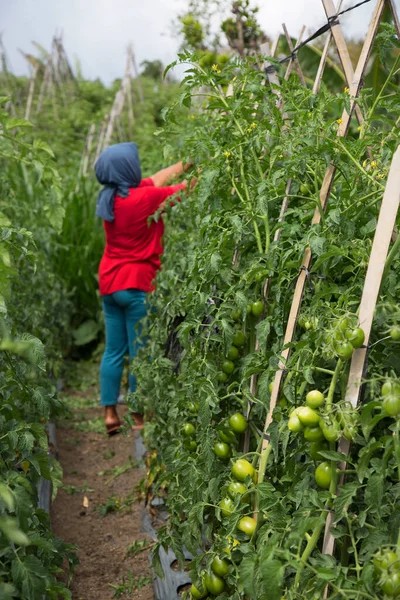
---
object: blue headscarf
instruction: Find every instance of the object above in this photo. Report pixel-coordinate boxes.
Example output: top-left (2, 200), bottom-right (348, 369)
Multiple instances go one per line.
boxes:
top-left (94, 142), bottom-right (142, 221)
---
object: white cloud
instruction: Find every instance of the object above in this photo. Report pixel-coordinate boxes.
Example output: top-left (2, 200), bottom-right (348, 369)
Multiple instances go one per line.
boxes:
top-left (1, 0), bottom-right (399, 83)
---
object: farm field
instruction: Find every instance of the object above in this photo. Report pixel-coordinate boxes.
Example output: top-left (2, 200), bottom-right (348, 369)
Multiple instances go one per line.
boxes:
top-left (0, 0), bottom-right (400, 598)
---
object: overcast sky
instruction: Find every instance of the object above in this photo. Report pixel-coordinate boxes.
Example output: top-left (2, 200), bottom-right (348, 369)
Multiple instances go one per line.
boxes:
top-left (1, 0), bottom-right (399, 84)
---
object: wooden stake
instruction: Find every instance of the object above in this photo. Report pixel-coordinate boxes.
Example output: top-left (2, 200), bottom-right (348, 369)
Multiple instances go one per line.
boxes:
top-left (321, 145), bottom-right (400, 584)
top-left (259, 0), bottom-right (387, 469)
top-left (25, 64), bottom-right (39, 121)
top-left (282, 24), bottom-right (307, 86)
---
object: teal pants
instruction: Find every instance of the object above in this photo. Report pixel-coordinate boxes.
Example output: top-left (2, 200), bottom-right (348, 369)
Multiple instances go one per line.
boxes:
top-left (100, 289), bottom-right (147, 407)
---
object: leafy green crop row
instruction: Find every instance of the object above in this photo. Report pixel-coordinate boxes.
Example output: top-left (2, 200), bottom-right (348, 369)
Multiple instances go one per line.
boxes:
top-left (133, 29), bottom-right (400, 600)
top-left (0, 104), bottom-right (78, 598)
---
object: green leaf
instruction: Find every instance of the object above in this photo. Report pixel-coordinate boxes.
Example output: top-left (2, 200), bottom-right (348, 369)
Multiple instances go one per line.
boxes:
top-left (11, 556), bottom-right (48, 598)
top-left (0, 483), bottom-right (15, 511)
top-left (5, 118), bottom-right (33, 130)
top-left (0, 518), bottom-right (29, 546)
top-left (332, 481), bottom-right (360, 523)
top-left (238, 552), bottom-right (258, 597)
top-left (259, 556), bottom-right (284, 600)
top-left (72, 320), bottom-right (101, 346)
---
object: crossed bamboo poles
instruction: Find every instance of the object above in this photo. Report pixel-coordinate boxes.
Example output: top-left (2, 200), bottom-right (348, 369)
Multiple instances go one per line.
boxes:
top-left (245, 0), bottom-right (400, 582)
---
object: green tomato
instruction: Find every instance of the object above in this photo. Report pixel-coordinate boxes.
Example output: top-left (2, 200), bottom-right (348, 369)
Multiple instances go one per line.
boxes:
top-left (336, 341), bottom-right (354, 360)
top-left (204, 572), bottom-right (226, 596)
top-left (343, 425), bottom-right (357, 440)
top-left (228, 481), bottom-right (247, 498)
top-left (237, 516), bottom-right (257, 537)
top-left (320, 419), bottom-right (341, 442)
top-left (227, 346), bottom-right (239, 361)
top-left (346, 327), bottom-right (365, 349)
top-left (383, 394), bottom-right (400, 417)
top-left (337, 317), bottom-right (350, 332)
top-left (309, 441), bottom-right (328, 461)
top-left (219, 497), bottom-right (234, 518)
top-left (315, 462), bottom-right (333, 489)
top-left (222, 360), bottom-right (235, 375)
top-left (269, 381), bottom-right (274, 393)
top-left (232, 459), bottom-right (255, 482)
top-left (190, 583), bottom-right (208, 600)
top-left (297, 406), bottom-right (320, 426)
top-left (231, 309), bottom-right (241, 322)
top-left (217, 372), bottom-right (228, 383)
top-left (288, 414), bottom-right (303, 433)
top-left (304, 425), bottom-right (325, 442)
top-left (232, 331), bottom-right (246, 347)
top-left (382, 381), bottom-right (400, 396)
top-left (390, 325), bottom-right (400, 341)
top-left (211, 556), bottom-right (229, 578)
top-left (229, 413), bottom-right (248, 434)
top-left (254, 269), bottom-right (267, 282)
top-left (182, 423), bottom-right (195, 437)
top-left (188, 401), bottom-right (199, 414)
top-left (251, 300), bottom-right (264, 317)
top-left (373, 549), bottom-right (399, 574)
top-left (214, 442), bottom-right (231, 460)
top-left (298, 315), bottom-right (306, 328)
top-left (219, 429), bottom-right (237, 444)
top-left (380, 571), bottom-right (400, 597)
top-left (306, 390), bottom-right (325, 409)
top-left (184, 439), bottom-right (197, 451)
top-left (300, 183), bottom-right (309, 195)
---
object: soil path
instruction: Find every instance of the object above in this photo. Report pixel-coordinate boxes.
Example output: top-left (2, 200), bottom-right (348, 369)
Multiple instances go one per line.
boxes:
top-left (51, 362), bottom-right (154, 600)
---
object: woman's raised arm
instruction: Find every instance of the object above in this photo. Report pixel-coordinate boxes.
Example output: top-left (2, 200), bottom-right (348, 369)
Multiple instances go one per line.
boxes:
top-left (150, 160), bottom-right (192, 187)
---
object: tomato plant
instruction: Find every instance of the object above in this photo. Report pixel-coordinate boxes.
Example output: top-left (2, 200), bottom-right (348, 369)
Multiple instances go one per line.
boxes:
top-left (131, 32), bottom-right (400, 600)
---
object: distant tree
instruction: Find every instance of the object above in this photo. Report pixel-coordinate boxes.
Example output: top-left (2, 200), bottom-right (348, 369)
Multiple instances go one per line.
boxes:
top-left (141, 59), bottom-right (164, 80)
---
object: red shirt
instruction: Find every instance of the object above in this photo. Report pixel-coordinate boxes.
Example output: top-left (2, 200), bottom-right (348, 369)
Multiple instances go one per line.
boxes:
top-left (99, 178), bottom-right (185, 296)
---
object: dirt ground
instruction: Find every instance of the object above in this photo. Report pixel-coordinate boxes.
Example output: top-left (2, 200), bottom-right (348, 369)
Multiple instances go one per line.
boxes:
top-left (51, 363), bottom-right (154, 600)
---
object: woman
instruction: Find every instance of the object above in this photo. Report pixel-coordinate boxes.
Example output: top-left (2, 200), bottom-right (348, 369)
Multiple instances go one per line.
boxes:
top-left (95, 142), bottom-right (192, 434)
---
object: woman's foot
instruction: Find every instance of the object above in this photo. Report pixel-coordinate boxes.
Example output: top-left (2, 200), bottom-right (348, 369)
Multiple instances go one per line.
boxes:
top-left (104, 406), bottom-right (121, 436)
top-left (131, 412), bottom-right (144, 431)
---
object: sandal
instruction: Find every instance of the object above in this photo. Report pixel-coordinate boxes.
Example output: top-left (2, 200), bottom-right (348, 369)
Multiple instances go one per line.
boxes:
top-left (131, 412), bottom-right (144, 431)
top-left (106, 421), bottom-right (121, 436)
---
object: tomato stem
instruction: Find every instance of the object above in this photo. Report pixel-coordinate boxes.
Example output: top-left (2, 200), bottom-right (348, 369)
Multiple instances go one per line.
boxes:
top-left (382, 232), bottom-right (400, 284)
top-left (314, 366), bottom-right (336, 376)
top-left (326, 359), bottom-right (343, 411)
top-left (294, 518), bottom-right (325, 589)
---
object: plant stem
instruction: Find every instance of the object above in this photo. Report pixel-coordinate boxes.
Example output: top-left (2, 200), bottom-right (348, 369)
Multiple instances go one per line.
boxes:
top-left (382, 233), bottom-right (400, 284)
top-left (326, 359), bottom-right (343, 411)
top-left (366, 53), bottom-right (400, 124)
top-left (257, 444), bottom-right (272, 485)
top-left (294, 519), bottom-right (325, 588)
top-left (334, 140), bottom-right (385, 191)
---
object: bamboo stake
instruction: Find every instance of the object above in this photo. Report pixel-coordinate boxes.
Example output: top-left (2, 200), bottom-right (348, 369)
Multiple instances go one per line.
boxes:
top-left (25, 64), bottom-right (39, 121)
top-left (246, 22), bottom-right (343, 452)
top-left (321, 145), bottom-right (400, 586)
top-left (313, 0), bottom-right (344, 93)
top-left (36, 54), bottom-right (53, 114)
top-left (94, 115), bottom-right (108, 164)
top-left (321, 0), bottom-right (365, 126)
top-left (82, 123), bottom-right (96, 176)
top-left (282, 24), bottom-right (307, 86)
top-left (130, 46), bottom-right (144, 103)
top-left (258, 0), bottom-right (387, 475)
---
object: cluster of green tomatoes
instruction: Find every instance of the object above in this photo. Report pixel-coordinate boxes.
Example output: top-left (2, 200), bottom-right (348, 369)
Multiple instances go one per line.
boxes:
top-left (287, 389), bottom-right (356, 489)
top-left (190, 456), bottom-right (257, 599)
top-left (218, 300), bottom-right (264, 382)
top-left (373, 548), bottom-right (400, 597)
top-left (381, 380), bottom-right (400, 417)
top-left (213, 413), bottom-right (248, 461)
